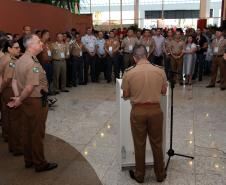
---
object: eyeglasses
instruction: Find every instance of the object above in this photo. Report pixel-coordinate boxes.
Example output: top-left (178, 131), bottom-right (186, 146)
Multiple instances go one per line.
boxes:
top-left (12, 46), bottom-right (20, 49)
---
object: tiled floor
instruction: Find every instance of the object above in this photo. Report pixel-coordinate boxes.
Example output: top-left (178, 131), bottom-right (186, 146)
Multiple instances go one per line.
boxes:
top-left (46, 77), bottom-right (226, 185)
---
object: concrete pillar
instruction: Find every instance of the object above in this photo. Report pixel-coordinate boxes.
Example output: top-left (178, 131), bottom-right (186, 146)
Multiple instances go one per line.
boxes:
top-left (222, 0), bottom-right (226, 20)
top-left (199, 0), bottom-right (209, 19)
top-left (134, 0), bottom-right (139, 25)
top-left (197, 0), bottom-right (209, 29)
top-left (221, 0), bottom-right (226, 28)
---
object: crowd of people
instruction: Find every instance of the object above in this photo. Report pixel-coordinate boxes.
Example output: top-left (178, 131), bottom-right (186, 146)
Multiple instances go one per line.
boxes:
top-left (0, 24), bottom-right (225, 174)
top-left (1, 25), bottom-right (226, 93)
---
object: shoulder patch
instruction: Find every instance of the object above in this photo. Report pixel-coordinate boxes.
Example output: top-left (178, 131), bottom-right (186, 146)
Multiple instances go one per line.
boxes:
top-left (9, 62), bottom-right (16, 68)
top-left (125, 66), bottom-right (135, 72)
top-left (32, 67), bottom-right (39, 73)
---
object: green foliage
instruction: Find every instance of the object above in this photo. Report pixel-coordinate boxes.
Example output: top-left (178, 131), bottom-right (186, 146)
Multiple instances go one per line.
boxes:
top-left (24, 0), bottom-right (80, 13)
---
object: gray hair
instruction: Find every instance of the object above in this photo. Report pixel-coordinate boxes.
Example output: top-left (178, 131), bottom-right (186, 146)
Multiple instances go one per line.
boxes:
top-left (23, 34), bottom-right (37, 49)
top-left (132, 44), bottom-right (148, 60)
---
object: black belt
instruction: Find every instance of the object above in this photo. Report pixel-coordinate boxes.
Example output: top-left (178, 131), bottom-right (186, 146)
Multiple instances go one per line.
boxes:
top-left (214, 55), bottom-right (223, 57)
top-left (53, 59), bottom-right (65, 61)
top-left (123, 52), bottom-right (132, 54)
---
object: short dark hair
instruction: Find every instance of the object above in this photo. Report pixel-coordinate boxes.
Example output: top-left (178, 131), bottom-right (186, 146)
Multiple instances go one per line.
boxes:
top-left (133, 45), bottom-right (148, 60)
top-left (41, 29), bottom-right (49, 37)
top-left (0, 38), bottom-right (8, 50)
top-left (3, 39), bottom-right (18, 53)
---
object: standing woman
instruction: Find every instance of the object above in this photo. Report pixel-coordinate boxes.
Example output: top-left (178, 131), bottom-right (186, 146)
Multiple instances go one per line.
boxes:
top-left (183, 35), bottom-right (197, 85)
top-left (0, 40), bottom-right (23, 155)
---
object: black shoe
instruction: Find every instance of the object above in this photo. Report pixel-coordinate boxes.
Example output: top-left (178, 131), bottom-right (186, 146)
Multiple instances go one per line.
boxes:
top-left (13, 152), bottom-right (23, 156)
top-left (53, 91), bottom-right (60, 95)
top-left (35, 163), bottom-right (58, 172)
top-left (157, 173), bottom-right (167, 183)
top-left (48, 98), bottom-right (57, 106)
top-left (217, 80), bottom-right (221, 83)
top-left (61, 89), bottom-right (69, 92)
top-left (25, 162), bottom-right (33, 168)
top-left (220, 87), bottom-right (226, 91)
top-left (179, 82), bottom-right (183, 86)
top-left (79, 82), bottom-right (85, 85)
top-left (107, 80), bottom-right (112, 83)
top-left (129, 170), bottom-right (143, 183)
top-left (206, 85), bottom-right (215, 88)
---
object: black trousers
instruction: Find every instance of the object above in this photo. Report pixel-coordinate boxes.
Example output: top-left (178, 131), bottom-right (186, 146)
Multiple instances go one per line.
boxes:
top-left (152, 55), bottom-right (163, 66)
top-left (71, 56), bottom-right (84, 85)
top-left (96, 55), bottom-right (106, 81)
top-left (66, 58), bottom-right (72, 86)
top-left (193, 53), bottom-right (205, 80)
top-left (84, 53), bottom-right (97, 83)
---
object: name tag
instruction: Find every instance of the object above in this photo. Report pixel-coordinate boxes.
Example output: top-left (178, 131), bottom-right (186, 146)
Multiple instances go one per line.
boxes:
top-left (129, 45), bottom-right (133, 51)
top-left (47, 50), bottom-right (52, 57)
top-left (60, 52), bottom-right (65, 58)
top-left (80, 51), bottom-right (83, 57)
top-left (214, 47), bottom-right (219, 53)
top-left (67, 50), bottom-right (70, 56)
top-left (109, 46), bottom-right (113, 52)
top-left (146, 46), bottom-right (150, 52)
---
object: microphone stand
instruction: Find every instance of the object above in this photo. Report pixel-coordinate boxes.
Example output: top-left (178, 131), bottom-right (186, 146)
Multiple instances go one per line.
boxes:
top-left (164, 69), bottom-right (194, 172)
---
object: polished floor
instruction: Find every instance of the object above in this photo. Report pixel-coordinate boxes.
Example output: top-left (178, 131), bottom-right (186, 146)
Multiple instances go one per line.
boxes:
top-left (1, 77), bottom-right (226, 185)
top-left (0, 134), bottom-right (102, 185)
top-left (46, 77), bottom-right (226, 185)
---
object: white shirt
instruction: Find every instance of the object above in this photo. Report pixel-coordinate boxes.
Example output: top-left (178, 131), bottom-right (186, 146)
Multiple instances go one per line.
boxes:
top-left (81, 34), bottom-right (97, 53)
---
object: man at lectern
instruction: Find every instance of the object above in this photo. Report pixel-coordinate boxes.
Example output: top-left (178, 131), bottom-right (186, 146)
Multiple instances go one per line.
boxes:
top-left (121, 44), bottom-right (167, 183)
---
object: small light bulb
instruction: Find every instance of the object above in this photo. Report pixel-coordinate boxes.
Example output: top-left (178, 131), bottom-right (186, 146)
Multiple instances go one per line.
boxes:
top-left (107, 125), bottom-right (111, 129)
top-left (189, 161), bottom-right (193, 166)
top-left (100, 132), bottom-right (104, 137)
top-left (215, 164), bottom-right (219, 169)
top-left (189, 140), bottom-right (193, 144)
top-left (189, 131), bottom-right (193, 135)
top-left (84, 151), bottom-right (88, 156)
top-left (206, 113), bottom-right (209, 117)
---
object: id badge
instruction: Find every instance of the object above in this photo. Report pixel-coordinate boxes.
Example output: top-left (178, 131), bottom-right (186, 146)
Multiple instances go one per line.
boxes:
top-left (80, 51), bottom-right (83, 57)
top-left (47, 50), bottom-right (52, 57)
top-left (109, 46), bottom-right (113, 52)
top-left (146, 46), bottom-right (150, 53)
top-left (60, 52), bottom-right (65, 58)
top-left (129, 45), bottom-right (133, 51)
top-left (214, 47), bottom-right (219, 53)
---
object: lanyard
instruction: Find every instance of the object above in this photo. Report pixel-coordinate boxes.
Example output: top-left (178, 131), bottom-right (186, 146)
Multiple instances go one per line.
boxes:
top-left (215, 37), bottom-right (224, 47)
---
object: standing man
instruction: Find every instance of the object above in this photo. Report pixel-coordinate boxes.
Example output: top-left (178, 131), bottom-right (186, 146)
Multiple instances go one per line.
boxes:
top-left (51, 33), bottom-right (70, 94)
top-left (81, 27), bottom-right (97, 84)
top-left (122, 45), bottom-right (167, 183)
top-left (70, 33), bottom-right (84, 86)
top-left (170, 30), bottom-right (185, 84)
top-left (95, 31), bottom-right (106, 82)
top-left (105, 31), bottom-right (120, 82)
top-left (18, 26), bottom-right (32, 53)
top-left (37, 30), bottom-right (53, 94)
top-left (152, 28), bottom-right (165, 66)
top-left (121, 28), bottom-right (138, 73)
top-left (206, 28), bottom-right (226, 90)
top-left (193, 28), bottom-right (208, 81)
top-left (8, 34), bottom-right (57, 172)
top-left (140, 29), bottom-right (155, 62)
top-left (164, 29), bottom-right (174, 79)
